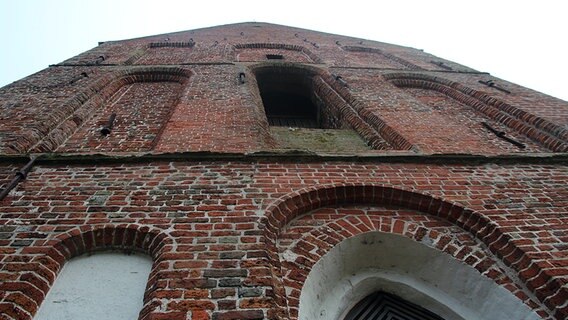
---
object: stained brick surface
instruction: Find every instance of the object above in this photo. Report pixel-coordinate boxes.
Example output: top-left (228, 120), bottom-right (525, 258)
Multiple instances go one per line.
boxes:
top-left (269, 127), bottom-right (371, 153)
top-left (2, 23), bottom-right (566, 155)
top-left (135, 46), bottom-right (226, 65)
top-left (1, 22), bottom-right (567, 320)
top-left (392, 87), bottom-right (546, 153)
top-left (59, 81), bottom-right (182, 152)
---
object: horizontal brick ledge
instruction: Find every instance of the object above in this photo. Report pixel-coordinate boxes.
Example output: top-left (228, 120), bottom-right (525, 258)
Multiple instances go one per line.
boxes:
top-left (0, 151), bottom-right (566, 166)
top-left (50, 62), bottom-right (236, 67)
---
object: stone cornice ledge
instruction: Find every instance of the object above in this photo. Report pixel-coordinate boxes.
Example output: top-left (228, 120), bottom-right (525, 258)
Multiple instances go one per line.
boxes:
top-left (0, 151), bottom-right (566, 166)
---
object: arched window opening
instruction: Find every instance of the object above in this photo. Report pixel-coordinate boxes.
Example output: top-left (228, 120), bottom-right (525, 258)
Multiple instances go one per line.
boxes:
top-left (344, 291), bottom-right (444, 320)
top-left (35, 252), bottom-right (152, 320)
top-left (253, 65), bottom-right (375, 153)
top-left (256, 67), bottom-right (321, 128)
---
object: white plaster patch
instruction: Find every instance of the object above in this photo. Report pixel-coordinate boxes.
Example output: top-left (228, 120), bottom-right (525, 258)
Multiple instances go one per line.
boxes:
top-left (35, 252), bottom-right (152, 320)
top-left (281, 249), bottom-right (300, 262)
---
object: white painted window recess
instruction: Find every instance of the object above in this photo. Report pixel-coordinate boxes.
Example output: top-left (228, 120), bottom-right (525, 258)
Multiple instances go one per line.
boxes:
top-left (35, 252), bottom-right (152, 320)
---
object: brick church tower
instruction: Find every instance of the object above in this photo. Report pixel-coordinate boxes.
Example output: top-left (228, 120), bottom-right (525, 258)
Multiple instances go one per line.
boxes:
top-left (0, 22), bottom-right (567, 320)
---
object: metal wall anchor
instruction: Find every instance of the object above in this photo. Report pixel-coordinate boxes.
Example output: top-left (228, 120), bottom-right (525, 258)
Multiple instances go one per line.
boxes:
top-left (100, 113), bottom-right (117, 136)
top-left (481, 122), bottom-right (526, 149)
top-left (0, 157), bottom-right (36, 201)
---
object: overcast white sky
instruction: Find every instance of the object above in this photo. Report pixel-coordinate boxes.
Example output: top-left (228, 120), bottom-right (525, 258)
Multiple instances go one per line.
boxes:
top-left (1, 1), bottom-right (567, 101)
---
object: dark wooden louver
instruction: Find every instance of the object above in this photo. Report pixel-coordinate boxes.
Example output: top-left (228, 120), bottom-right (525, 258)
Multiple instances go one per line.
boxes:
top-left (344, 291), bottom-right (445, 320)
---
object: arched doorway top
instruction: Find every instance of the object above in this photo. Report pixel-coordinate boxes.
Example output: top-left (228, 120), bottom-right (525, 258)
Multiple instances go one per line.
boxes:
top-left (262, 183), bottom-right (558, 318)
top-left (299, 231), bottom-right (540, 320)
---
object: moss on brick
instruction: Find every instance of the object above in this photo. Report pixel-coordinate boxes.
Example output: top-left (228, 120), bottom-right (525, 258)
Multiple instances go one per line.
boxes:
top-left (270, 127), bottom-right (370, 153)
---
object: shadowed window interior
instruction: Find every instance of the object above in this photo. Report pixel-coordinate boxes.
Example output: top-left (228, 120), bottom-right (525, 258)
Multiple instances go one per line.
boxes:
top-left (253, 66), bottom-right (373, 153)
top-left (256, 67), bottom-right (321, 128)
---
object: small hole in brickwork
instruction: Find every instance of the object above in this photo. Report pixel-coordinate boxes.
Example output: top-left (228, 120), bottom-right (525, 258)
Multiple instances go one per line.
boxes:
top-left (266, 54), bottom-right (284, 60)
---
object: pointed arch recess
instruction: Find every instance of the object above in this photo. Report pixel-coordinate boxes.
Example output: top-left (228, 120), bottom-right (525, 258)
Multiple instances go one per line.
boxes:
top-left (0, 224), bottom-right (173, 320)
top-left (384, 73), bottom-right (568, 152)
top-left (27, 67), bottom-right (192, 153)
top-left (261, 183), bottom-right (563, 319)
top-left (247, 62), bottom-right (413, 150)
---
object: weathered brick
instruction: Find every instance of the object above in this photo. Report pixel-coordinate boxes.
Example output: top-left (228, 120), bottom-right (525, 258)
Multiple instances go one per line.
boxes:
top-left (238, 288), bottom-right (263, 298)
top-left (203, 269), bottom-right (247, 278)
top-left (212, 310), bottom-right (264, 320)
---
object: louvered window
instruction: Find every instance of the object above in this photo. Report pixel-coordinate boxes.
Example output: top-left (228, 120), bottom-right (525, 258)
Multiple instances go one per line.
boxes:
top-left (344, 291), bottom-right (445, 320)
top-left (266, 54), bottom-right (284, 60)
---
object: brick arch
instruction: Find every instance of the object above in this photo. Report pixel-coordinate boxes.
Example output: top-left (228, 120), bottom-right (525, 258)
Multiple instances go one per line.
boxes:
top-left (232, 43), bottom-right (323, 63)
top-left (283, 215), bottom-right (549, 319)
top-left (0, 224), bottom-right (174, 320)
top-left (247, 63), bottom-right (410, 150)
top-left (49, 224), bottom-right (172, 261)
top-left (262, 183), bottom-right (563, 319)
top-left (384, 73), bottom-right (568, 152)
top-left (29, 67), bottom-right (192, 153)
top-left (262, 183), bottom-right (488, 242)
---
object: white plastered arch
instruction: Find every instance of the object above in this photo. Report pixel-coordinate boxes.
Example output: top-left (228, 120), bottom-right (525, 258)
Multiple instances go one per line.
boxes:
top-left (298, 232), bottom-right (539, 320)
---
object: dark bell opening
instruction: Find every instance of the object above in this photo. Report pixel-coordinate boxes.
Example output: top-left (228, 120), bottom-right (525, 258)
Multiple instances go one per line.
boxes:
top-left (256, 67), bottom-right (320, 128)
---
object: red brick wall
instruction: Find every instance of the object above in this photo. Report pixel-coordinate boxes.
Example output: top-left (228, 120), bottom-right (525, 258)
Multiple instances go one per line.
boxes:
top-left (59, 81), bottom-right (182, 152)
top-left (1, 22), bottom-right (567, 320)
top-left (2, 23), bottom-right (566, 155)
top-left (1, 160), bottom-right (567, 319)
